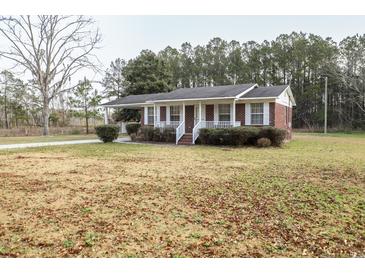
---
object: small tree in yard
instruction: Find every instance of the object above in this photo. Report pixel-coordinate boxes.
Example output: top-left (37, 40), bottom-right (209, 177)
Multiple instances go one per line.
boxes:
top-left (70, 78), bottom-right (101, 134)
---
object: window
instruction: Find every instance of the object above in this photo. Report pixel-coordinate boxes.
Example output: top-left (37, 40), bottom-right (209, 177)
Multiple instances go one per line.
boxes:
top-left (251, 103), bottom-right (264, 125)
top-left (218, 104), bottom-right (230, 121)
top-left (170, 105), bottom-right (180, 122)
top-left (147, 107), bottom-right (154, 125)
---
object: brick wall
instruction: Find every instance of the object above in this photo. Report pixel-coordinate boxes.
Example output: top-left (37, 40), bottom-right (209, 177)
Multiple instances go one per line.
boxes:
top-left (274, 103), bottom-right (292, 139)
top-left (206, 105), bottom-right (214, 121)
top-left (288, 107), bottom-right (292, 139)
top-left (235, 104), bottom-right (245, 125)
top-left (160, 106), bottom-right (166, 122)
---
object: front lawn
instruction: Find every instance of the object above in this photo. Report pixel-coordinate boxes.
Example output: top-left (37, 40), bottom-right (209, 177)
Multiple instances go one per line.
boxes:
top-left (0, 134), bottom-right (364, 257)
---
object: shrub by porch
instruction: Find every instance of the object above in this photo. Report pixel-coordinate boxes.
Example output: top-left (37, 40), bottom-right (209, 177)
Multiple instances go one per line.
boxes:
top-left (126, 125), bottom-right (286, 147)
top-left (137, 126), bottom-right (176, 143)
top-left (198, 126), bottom-right (286, 147)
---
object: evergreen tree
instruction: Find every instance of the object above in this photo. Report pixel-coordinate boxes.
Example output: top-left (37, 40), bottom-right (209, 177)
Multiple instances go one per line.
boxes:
top-left (123, 50), bottom-right (172, 95)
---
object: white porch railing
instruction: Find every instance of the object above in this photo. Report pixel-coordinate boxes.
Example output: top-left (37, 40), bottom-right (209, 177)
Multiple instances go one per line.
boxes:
top-left (192, 121), bottom-right (201, 144)
top-left (155, 121), bottom-right (180, 129)
top-left (175, 121), bottom-right (185, 144)
top-left (201, 121), bottom-right (241, 128)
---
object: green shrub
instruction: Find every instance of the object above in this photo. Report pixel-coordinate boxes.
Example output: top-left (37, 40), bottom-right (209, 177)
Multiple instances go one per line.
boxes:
top-left (256, 137), bottom-right (272, 147)
top-left (95, 125), bottom-right (119, 143)
top-left (198, 128), bottom-right (210, 144)
top-left (138, 126), bottom-right (176, 143)
top-left (125, 122), bottom-right (141, 135)
top-left (162, 127), bottom-right (176, 143)
top-left (153, 128), bottom-right (162, 142)
top-left (258, 126), bottom-right (286, 146)
top-left (234, 127), bottom-right (260, 145)
top-left (140, 126), bottom-right (154, 141)
top-left (197, 126), bottom-right (286, 147)
top-left (199, 126), bottom-right (260, 146)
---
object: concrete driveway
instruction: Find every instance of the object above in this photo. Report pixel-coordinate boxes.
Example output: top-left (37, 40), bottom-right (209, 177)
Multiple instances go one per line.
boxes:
top-left (0, 137), bottom-right (135, 150)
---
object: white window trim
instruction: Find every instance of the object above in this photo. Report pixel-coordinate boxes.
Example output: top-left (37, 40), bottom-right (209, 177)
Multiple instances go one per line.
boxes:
top-left (213, 104), bottom-right (218, 124)
top-left (264, 102), bottom-right (270, 125)
top-left (250, 103), bottom-right (264, 125)
top-left (170, 105), bottom-right (180, 122)
top-left (245, 103), bottom-right (251, 125)
top-left (144, 106), bottom-right (148, 125)
top-left (156, 106), bottom-right (160, 125)
top-left (166, 105), bottom-right (170, 124)
top-left (218, 104), bottom-right (231, 122)
top-left (147, 106), bottom-right (154, 125)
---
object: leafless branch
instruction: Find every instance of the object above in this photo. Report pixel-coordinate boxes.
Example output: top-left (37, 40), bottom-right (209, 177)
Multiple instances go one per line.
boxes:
top-left (0, 15), bottom-right (101, 134)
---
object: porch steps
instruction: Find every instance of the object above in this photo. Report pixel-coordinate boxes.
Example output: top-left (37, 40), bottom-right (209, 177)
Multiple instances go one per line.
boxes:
top-left (178, 133), bottom-right (193, 145)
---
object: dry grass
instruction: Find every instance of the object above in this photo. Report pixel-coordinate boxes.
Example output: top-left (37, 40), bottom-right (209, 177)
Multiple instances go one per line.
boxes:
top-left (0, 133), bottom-right (364, 257)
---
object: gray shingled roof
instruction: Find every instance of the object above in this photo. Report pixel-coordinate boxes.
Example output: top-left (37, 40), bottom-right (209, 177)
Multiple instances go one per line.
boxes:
top-left (152, 83), bottom-right (256, 101)
top-left (101, 93), bottom-right (165, 106)
top-left (101, 84), bottom-right (291, 106)
top-left (241, 85), bottom-right (289, 98)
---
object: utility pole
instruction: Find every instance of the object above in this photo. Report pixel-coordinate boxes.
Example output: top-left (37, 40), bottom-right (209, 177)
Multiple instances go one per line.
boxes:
top-left (324, 76), bottom-right (328, 134)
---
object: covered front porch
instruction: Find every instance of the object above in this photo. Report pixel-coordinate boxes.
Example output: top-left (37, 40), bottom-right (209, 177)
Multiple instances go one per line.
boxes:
top-left (104, 99), bottom-right (272, 145)
top-left (144, 100), bottom-right (243, 144)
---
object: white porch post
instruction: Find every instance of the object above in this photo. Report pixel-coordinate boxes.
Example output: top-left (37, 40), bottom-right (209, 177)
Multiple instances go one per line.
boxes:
top-left (153, 104), bottom-right (156, 127)
top-left (232, 100), bottom-right (236, 126)
top-left (199, 101), bottom-right (202, 122)
top-left (156, 105), bottom-right (160, 126)
top-left (182, 102), bottom-right (185, 123)
top-left (214, 104), bottom-right (218, 125)
top-left (144, 106), bottom-right (148, 125)
top-left (166, 105), bottom-right (170, 125)
top-left (104, 107), bottom-right (108, 125)
top-left (245, 103), bottom-right (251, 125)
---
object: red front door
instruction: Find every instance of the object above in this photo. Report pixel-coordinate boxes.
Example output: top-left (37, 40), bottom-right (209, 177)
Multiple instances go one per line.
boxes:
top-left (185, 105), bottom-right (194, 133)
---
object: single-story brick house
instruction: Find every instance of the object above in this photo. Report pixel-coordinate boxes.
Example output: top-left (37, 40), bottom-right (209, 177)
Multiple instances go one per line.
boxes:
top-left (102, 83), bottom-right (296, 145)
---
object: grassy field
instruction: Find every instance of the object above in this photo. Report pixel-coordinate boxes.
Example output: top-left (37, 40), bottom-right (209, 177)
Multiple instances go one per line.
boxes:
top-left (0, 133), bottom-right (364, 257)
top-left (0, 134), bottom-right (98, 145)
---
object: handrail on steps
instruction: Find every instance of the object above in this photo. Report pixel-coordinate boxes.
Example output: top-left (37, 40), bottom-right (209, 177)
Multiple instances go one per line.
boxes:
top-left (192, 121), bottom-right (201, 144)
top-left (175, 121), bottom-right (185, 144)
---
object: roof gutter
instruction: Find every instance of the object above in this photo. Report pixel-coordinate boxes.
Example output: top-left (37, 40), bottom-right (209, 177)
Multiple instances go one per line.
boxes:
top-left (237, 97), bottom-right (277, 101)
top-left (101, 102), bottom-right (151, 108)
top-left (147, 96), bottom-right (237, 103)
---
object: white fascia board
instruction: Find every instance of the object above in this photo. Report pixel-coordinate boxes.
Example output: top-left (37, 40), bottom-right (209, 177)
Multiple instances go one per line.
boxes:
top-left (101, 103), bottom-right (151, 108)
top-left (237, 97), bottom-right (277, 101)
top-left (235, 84), bottom-right (259, 99)
top-left (147, 96), bottom-right (236, 104)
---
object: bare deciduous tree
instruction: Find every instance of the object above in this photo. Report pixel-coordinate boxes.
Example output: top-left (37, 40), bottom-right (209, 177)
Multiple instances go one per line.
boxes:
top-left (0, 15), bottom-right (101, 135)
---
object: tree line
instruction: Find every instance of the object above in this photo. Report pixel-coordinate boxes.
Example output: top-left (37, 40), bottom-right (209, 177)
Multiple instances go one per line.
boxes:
top-left (0, 16), bottom-right (364, 134)
top-left (103, 33), bottom-right (365, 130)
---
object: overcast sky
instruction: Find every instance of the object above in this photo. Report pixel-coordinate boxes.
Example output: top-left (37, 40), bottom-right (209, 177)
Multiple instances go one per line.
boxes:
top-left (1, 15), bottom-right (365, 84)
top-left (94, 15), bottom-right (365, 66)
